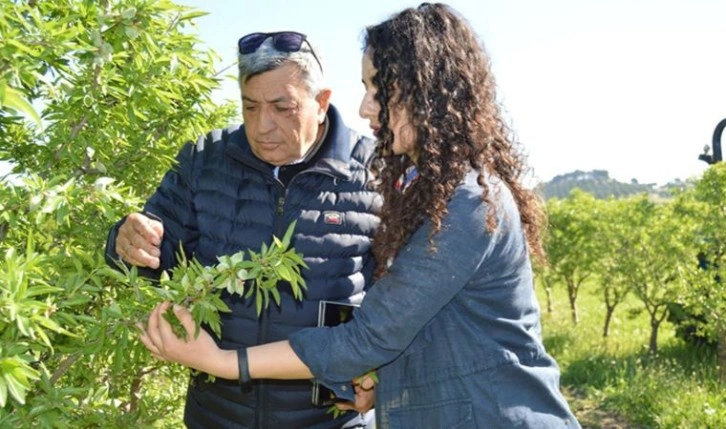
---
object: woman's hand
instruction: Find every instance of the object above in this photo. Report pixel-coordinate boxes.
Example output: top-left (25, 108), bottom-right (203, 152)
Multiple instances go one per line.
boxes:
top-left (138, 301), bottom-right (238, 379)
top-left (334, 373), bottom-right (376, 414)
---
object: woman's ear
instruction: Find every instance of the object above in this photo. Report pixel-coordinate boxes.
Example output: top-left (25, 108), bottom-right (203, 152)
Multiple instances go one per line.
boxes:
top-left (400, 121), bottom-right (418, 159)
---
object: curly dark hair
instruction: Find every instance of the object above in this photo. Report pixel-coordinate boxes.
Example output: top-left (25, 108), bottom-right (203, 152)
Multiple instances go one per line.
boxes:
top-left (365, 3), bottom-right (546, 279)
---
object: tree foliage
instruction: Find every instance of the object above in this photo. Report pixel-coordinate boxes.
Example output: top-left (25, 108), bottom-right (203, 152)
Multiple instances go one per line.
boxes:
top-left (0, 0), bottom-right (239, 426)
top-left (612, 196), bottom-right (699, 353)
top-left (592, 198), bottom-right (633, 338)
top-left (544, 190), bottom-right (604, 324)
top-left (674, 163), bottom-right (726, 380)
top-left (541, 178), bottom-right (724, 359)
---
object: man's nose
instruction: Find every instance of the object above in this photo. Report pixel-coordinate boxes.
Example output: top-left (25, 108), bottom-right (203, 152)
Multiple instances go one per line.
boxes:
top-left (258, 107), bottom-right (276, 133)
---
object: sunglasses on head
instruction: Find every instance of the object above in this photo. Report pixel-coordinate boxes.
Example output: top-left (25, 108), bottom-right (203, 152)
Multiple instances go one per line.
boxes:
top-left (238, 31), bottom-right (323, 72)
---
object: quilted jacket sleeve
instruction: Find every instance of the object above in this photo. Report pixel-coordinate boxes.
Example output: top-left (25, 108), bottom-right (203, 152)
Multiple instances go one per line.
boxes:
top-left (104, 138), bottom-right (203, 279)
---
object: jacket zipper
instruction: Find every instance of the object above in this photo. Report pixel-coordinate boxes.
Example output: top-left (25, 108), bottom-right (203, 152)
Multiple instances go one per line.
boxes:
top-left (255, 168), bottom-right (342, 429)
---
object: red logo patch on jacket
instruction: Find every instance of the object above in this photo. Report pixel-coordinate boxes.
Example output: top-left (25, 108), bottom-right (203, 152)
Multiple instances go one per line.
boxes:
top-left (323, 211), bottom-right (343, 225)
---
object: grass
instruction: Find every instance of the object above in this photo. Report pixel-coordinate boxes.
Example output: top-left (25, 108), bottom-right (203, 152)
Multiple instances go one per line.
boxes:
top-left (538, 282), bottom-right (726, 428)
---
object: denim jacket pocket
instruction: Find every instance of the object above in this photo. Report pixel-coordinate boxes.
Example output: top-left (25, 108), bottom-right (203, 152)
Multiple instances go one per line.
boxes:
top-left (387, 398), bottom-right (476, 429)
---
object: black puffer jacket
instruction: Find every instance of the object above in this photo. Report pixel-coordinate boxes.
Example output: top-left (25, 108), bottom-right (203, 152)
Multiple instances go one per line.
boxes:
top-left (106, 105), bottom-right (381, 428)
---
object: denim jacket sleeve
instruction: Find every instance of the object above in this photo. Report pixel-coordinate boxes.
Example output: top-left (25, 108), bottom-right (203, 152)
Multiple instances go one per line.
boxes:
top-left (289, 175), bottom-right (502, 392)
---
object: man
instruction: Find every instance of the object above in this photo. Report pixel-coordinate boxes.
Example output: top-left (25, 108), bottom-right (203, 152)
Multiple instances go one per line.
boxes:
top-left (105, 31), bottom-right (380, 428)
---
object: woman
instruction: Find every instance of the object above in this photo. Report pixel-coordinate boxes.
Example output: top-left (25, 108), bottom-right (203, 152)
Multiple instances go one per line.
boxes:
top-left (141, 3), bottom-right (581, 428)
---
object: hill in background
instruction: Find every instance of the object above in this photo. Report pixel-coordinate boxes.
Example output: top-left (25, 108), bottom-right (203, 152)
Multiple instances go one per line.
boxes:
top-left (536, 169), bottom-right (688, 200)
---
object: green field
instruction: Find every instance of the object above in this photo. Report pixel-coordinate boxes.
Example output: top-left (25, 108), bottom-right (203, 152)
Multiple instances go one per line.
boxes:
top-left (539, 280), bottom-right (725, 428)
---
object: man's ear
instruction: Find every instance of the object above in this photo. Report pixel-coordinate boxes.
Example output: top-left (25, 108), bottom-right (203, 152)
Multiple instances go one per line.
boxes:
top-left (316, 89), bottom-right (332, 123)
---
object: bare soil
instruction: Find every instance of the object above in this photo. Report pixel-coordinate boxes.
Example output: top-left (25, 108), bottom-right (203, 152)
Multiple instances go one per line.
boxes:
top-left (565, 388), bottom-right (635, 429)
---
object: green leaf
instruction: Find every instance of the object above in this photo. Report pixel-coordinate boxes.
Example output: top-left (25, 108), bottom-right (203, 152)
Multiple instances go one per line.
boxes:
top-left (124, 26), bottom-right (139, 39)
top-left (208, 293), bottom-right (231, 314)
top-left (179, 10), bottom-right (209, 21)
top-left (3, 373), bottom-right (28, 405)
top-left (270, 287), bottom-right (281, 306)
top-left (236, 268), bottom-right (252, 280)
top-left (34, 325), bottom-right (53, 349)
top-left (131, 103), bottom-right (148, 120)
top-left (272, 236), bottom-right (283, 249)
top-left (16, 316), bottom-right (31, 338)
top-left (233, 278), bottom-right (245, 295)
top-left (202, 310), bottom-right (222, 339)
top-left (25, 284), bottom-right (63, 298)
top-left (285, 251), bottom-right (308, 268)
top-left (120, 7), bottom-right (137, 20)
top-left (326, 404), bottom-right (348, 418)
top-left (262, 289), bottom-right (269, 309)
top-left (7, 39), bottom-right (40, 56)
top-left (216, 256), bottom-right (230, 270)
top-left (277, 264), bottom-right (292, 282)
top-left (35, 314), bottom-right (76, 336)
top-left (230, 252), bottom-right (245, 264)
top-left (0, 378), bottom-right (7, 407)
top-left (0, 85), bottom-right (42, 126)
top-left (255, 290), bottom-right (263, 316)
top-left (281, 221), bottom-right (296, 249)
top-left (107, 302), bottom-right (123, 318)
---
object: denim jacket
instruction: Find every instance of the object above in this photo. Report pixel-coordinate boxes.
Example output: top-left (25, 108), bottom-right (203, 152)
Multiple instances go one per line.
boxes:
top-left (290, 171), bottom-right (581, 428)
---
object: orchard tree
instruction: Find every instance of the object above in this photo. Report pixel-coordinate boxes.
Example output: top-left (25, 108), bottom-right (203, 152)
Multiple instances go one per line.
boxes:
top-left (616, 196), bottom-right (700, 354)
top-left (0, 0), bottom-right (238, 427)
top-left (544, 190), bottom-right (605, 324)
top-left (593, 198), bottom-right (633, 338)
top-left (675, 163), bottom-right (726, 382)
top-left (533, 260), bottom-right (557, 314)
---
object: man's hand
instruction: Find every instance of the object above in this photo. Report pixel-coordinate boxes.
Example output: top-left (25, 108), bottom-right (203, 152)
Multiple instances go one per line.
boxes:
top-left (334, 374), bottom-right (376, 414)
top-left (116, 212), bottom-right (163, 268)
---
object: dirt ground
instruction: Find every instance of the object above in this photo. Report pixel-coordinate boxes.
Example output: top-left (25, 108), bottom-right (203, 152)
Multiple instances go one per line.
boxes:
top-left (565, 388), bottom-right (634, 429)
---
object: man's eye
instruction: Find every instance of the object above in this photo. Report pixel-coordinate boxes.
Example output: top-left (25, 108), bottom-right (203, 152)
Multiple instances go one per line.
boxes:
top-left (275, 106), bottom-right (292, 112)
top-left (244, 105), bottom-right (258, 112)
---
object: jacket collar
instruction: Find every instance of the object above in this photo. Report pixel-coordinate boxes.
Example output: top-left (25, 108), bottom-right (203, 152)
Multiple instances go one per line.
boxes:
top-left (225, 104), bottom-right (354, 180)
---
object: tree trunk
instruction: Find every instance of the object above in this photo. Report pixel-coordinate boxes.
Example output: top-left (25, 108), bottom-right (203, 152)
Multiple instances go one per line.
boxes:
top-left (603, 306), bottom-right (615, 338)
top-left (567, 280), bottom-right (579, 324)
top-left (545, 286), bottom-right (554, 314)
top-left (649, 319), bottom-right (660, 354)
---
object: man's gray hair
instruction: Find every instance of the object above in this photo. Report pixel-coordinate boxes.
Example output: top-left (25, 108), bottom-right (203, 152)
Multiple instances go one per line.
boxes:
top-left (238, 37), bottom-right (325, 97)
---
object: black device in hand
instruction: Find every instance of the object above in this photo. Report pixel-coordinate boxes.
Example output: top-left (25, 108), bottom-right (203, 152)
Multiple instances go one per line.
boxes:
top-left (311, 300), bottom-right (359, 406)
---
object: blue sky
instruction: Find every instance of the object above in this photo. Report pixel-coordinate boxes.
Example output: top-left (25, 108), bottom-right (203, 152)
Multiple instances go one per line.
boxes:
top-left (8, 0), bottom-right (723, 186)
top-left (174, 0), bottom-right (726, 186)
top-left (180, 0), bottom-right (726, 186)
